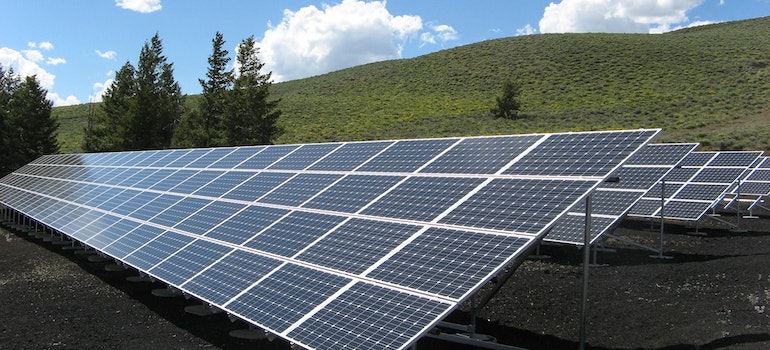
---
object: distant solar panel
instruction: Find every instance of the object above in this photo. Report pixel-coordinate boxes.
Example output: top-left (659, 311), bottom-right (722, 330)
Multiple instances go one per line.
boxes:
top-left (0, 129), bottom-right (659, 350)
top-left (546, 143), bottom-right (697, 245)
top-left (733, 157), bottom-right (770, 196)
top-left (628, 151), bottom-right (762, 221)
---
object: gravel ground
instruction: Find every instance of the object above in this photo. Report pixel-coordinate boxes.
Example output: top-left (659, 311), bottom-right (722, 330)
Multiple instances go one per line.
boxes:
top-left (1, 211), bottom-right (769, 349)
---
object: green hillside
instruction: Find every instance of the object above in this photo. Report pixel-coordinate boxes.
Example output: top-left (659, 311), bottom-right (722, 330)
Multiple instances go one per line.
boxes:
top-left (54, 16), bottom-right (770, 153)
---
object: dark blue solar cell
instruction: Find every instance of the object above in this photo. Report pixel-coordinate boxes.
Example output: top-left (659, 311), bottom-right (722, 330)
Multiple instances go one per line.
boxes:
top-left (243, 211), bottom-right (346, 257)
top-left (89, 167), bottom-right (122, 183)
top-left (165, 149), bottom-right (212, 168)
top-left (123, 231), bottom-right (195, 270)
top-left (308, 141), bottom-right (393, 171)
top-left (168, 170), bottom-right (224, 194)
top-left (288, 282), bottom-right (449, 350)
top-left (368, 228), bottom-right (528, 299)
top-left (361, 177), bottom-right (485, 222)
top-left (643, 182), bottom-right (683, 199)
top-left (223, 172), bottom-right (294, 202)
top-left (86, 218), bottom-right (141, 251)
top-left (185, 148), bottom-right (237, 168)
top-left (60, 210), bottom-right (107, 240)
top-left (661, 200), bottom-right (713, 220)
top-left (205, 205), bottom-right (289, 244)
top-left (627, 144), bottom-right (697, 166)
top-left (356, 138), bottom-right (458, 172)
top-left (82, 186), bottom-right (125, 208)
top-left (709, 152), bottom-right (761, 167)
top-left (439, 178), bottom-right (596, 233)
top-left (628, 198), bottom-right (663, 217)
top-left (298, 218), bottom-right (420, 274)
top-left (547, 215), bottom-right (618, 244)
top-left (268, 143), bottom-right (342, 170)
top-left (302, 174), bottom-right (404, 213)
top-left (129, 194), bottom-right (183, 221)
top-left (679, 152), bottom-right (715, 167)
top-left (193, 171), bottom-right (255, 198)
top-left (747, 169), bottom-right (770, 182)
top-left (76, 213), bottom-right (123, 242)
top-left (258, 173), bottom-right (342, 207)
top-left (569, 189), bottom-right (644, 216)
top-left (236, 145), bottom-right (299, 170)
top-left (226, 263), bottom-right (350, 333)
top-left (132, 169), bottom-right (176, 189)
top-left (103, 225), bottom-right (165, 259)
top-left (147, 149), bottom-right (189, 167)
top-left (183, 250), bottom-right (281, 305)
top-left (149, 169), bottom-right (198, 191)
top-left (420, 135), bottom-right (541, 174)
top-left (691, 168), bottom-right (745, 183)
top-left (150, 239), bottom-right (233, 286)
top-left (504, 130), bottom-right (658, 176)
top-left (149, 197), bottom-right (211, 228)
top-left (131, 150), bottom-right (167, 167)
top-left (109, 151), bottom-right (143, 167)
top-left (48, 205), bottom-right (90, 229)
top-left (117, 168), bottom-right (161, 187)
top-left (111, 191), bottom-right (157, 216)
top-left (602, 167), bottom-right (670, 190)
top-left (175, 201), bottom-right (245, 235)
top-left (101, 168), bottom-right (136, 185)
top-left (207, 146), bottom-right (265, 169)
top-left (673, 184), bottom-right (728, 201)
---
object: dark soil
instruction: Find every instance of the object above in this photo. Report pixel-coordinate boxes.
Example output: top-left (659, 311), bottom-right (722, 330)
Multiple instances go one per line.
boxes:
top-left (1, 211), bottom-right (769, 350)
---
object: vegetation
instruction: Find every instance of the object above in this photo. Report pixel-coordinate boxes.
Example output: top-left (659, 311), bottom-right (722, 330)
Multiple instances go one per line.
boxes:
top-left (490, 80), bottom-right (522, 119)
top-left (83, 33), bottom-right (184, 152)
top-left (174, 34), bottom-right (281, 147)
top-left (0, 67), bottom-right (59, 175)
top-left (53, 16), bottom-right (770, 153)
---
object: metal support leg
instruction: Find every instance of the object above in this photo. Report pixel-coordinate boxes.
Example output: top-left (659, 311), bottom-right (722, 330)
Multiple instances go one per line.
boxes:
top-left (579, 195), bottom-right (591, 350)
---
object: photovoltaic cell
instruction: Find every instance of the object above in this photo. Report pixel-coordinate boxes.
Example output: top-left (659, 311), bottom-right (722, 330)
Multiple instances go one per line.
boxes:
top-left (0, 129), bottom-right (661, 350)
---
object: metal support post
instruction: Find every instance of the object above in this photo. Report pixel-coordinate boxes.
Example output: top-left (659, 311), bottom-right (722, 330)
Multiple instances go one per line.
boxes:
top-left (579, 195), bottom-right (591, 350)
top-left (651, 179), bottom-right (673, 259)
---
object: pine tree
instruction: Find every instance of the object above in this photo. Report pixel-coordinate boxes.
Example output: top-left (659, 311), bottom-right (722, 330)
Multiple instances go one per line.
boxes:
top-left (132, 33), bottom-right (184, 150)
top-left (223, 36), bottom-right (281, 146)
top-left (174, 32), bottom-right (231, 147)
top-left (84, 62), bottom-right (135, 152)
top-left (490, 80), bottom-right (522, 119)
top-left (0, 66), bottom-right (20, 175)
top-left (7, 75), bottom-right (58, 170)
top-left (86, 33), bottom-right (183, 152)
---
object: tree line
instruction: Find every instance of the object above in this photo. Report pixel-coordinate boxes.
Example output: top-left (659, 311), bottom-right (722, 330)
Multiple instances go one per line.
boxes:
top-left (84, 32), bottom-right (281, 152)
top-left (0, 67), bottom-right (59, 176)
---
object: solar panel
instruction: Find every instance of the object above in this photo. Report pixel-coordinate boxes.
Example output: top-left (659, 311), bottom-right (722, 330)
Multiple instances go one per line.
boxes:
top-left (628, 151), bottom-right (762, 221)
top-left (733, 157), bottom-right (770, 196)
top-left (0, 129), bottom-right (659, 350)
top-left (545, 143), bottom-right (697, 245)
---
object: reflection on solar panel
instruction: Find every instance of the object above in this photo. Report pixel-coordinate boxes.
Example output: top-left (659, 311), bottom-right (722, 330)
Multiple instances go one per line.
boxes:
top-left (628, 151), bottom-right (762, 221)
top-left (546, 143), bottom-right (697, 245)
top-left (0, 129), bottom-right (659, 350)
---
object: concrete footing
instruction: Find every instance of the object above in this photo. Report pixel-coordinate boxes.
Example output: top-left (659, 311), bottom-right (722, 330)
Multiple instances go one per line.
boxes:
top-left (151, 287), bottom-right (183, 298)
top-left (184, 304), bottom-right (223, 316)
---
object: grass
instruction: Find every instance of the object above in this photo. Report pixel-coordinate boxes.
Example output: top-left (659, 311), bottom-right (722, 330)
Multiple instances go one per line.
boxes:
top-left (53, 16), bottom-right (770, 153)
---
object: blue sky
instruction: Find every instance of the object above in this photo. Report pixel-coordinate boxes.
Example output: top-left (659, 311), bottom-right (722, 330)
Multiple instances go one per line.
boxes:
top-left (1, 0), bottom-right (768, 106)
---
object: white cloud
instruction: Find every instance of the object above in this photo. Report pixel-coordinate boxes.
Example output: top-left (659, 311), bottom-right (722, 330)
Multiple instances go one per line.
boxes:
top-left (48, 92), bottom-right (80, 106)
top-left (89, 78), bottom-right (115, 103)
top-left (649, 19), bottom-right (718, 34)
top-left (539, 0), bottom-right (705, 34)
top-left (46, 57), bottom-right (66, 65)
top-left (432, 24), bottom-right (458, 41)
top-left (257, 0), bottom-right (424, 82)
top-left (96, 50), bottom-right (117, 60)
top-left (0, 47), bottom-right (56, 90)
top-left (22, 49), bottom-right (44, 62)
top-left (516, 24), bottom-right (537, 36)
top-left (38, 41), bottom-right (54, 51)
top-left (115, 0), bottom-right (162, 13)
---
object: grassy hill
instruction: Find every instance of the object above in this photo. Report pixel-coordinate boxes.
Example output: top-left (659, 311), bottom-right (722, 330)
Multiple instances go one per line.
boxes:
top-left (53, 16), bottom-right (770, 153)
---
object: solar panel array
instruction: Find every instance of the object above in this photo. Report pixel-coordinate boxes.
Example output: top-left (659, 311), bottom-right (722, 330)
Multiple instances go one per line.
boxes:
top-left (0, 129), bottom-right (659, 350)
top-left (733, 157), bottom-right (770, 196)
top-left (628, 151), bottom-right (762, 221)
top-left (546, 143), bottom-right (698, 245)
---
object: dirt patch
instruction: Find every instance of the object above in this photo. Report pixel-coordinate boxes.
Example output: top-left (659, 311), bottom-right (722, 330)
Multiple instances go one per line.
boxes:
top-left (1, 213), bottom-right (769, 349)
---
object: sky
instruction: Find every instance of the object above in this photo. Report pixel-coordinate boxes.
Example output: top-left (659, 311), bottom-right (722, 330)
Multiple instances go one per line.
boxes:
top-left (1, 0), bottom-right (768, 106)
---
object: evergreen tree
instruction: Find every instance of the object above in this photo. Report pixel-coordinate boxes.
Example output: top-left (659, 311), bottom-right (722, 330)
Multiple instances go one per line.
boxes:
top-left (85, 33), bottom-right (183, 152)
top-left (7, 75), bottom-right (58, 170)
top-left (132, 33), bottom-right (184, 150)
top-left (223, 36), bottom-right (281, 146)
top-left (490, 80), bottom-right (522, 119)
top-left (83, 62), bottom-right (135, 152)
top-left (0, 66), bottom-right (20, 175)
top-left (174, 32), bottom-right (231, 147)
